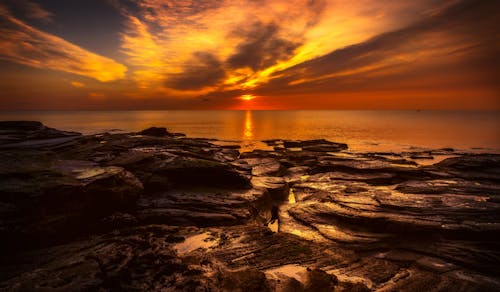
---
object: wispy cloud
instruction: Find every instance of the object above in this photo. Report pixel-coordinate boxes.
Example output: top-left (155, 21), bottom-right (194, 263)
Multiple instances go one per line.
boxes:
top-left (0, 5), bottom-right (127, 82)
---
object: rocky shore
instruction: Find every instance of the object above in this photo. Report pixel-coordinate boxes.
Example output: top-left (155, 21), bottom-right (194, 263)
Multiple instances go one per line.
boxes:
top-left (0, 121), bottom-right (499, 291)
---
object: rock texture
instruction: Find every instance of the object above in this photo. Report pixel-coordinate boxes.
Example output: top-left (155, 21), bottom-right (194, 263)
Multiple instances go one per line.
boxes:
top-left (0, 121), bottom-right (80, 146)
top-left (0, 121), bottom-right (499, 291)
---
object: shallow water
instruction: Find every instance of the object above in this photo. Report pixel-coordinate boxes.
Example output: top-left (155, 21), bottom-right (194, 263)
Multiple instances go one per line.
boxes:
top-left (1, 110), bottom-right (499, 152)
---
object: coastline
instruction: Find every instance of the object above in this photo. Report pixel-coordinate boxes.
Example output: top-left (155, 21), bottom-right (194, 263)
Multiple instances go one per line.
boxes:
top-left (2, 110), bottom-right (499, 154)
top-left (1, 121), bottom-right (500, 290)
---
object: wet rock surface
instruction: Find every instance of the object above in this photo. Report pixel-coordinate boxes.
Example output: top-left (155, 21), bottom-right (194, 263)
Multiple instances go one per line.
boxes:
top-left (1, 121), bottom-right (500, 291)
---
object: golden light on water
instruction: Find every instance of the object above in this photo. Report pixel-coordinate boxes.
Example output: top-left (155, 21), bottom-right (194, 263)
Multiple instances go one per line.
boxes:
top-left (240, 94), bottom-right (256, 101)
top-left (244, 110), bottom-right (253, 139)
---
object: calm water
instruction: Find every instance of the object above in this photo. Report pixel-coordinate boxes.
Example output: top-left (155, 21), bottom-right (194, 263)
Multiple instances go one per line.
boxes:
top-left (1, 110), bottom-right (499, 153)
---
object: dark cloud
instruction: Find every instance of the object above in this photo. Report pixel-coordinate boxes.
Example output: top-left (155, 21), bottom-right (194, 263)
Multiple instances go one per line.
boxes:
top-left (227, 22), bottom-right (301, 71)
top-left (165, 52), bottom-right (226, 90)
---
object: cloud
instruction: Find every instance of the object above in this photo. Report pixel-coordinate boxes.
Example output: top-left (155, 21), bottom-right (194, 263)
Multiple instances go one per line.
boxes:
top-left (105, 0), bottom-right (498, 100)
top-left (0, 5), bottom-right (127, 82)
top-left (116, 0), bottom-right (337, 93)
top-left (258, 0), bottom-right (500, 96)
top-left (227, 22), bottom-right (300, 71)
top-left (165, 52), bottom-right (226, 90)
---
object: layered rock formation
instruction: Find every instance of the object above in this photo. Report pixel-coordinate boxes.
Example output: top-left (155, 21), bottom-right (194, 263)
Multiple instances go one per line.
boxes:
top-left (0, 122), bottom-right (499, 291)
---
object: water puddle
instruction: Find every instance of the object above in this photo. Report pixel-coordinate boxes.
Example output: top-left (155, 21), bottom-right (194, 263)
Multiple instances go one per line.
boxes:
top-left (173, 232), bottom-right (218, 255)
top-left (75, 168), bottom-right (107, 179)
top-left (72, 166), bottom-right (120, 179)
top-left (288, 188), bottom-right (296, 204)
top-left (268, 220), bottom-right (279, 233)
top-left (214, 140), bottom-right (274, 153)
top-left (328, 152), bottom-right (359, 159)
top-left (412, 154), bottom-right (457, 166)
top-left (211, 140), bottom-right (241, 148)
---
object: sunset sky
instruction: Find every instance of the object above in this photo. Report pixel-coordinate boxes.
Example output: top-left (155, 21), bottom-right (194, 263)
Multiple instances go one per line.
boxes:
top-left (0, 0), bottom-right (499, 110)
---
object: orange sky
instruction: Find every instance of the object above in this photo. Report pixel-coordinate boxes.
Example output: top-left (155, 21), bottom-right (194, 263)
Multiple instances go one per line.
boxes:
top-left (0, 0), bottom-right (499, 110)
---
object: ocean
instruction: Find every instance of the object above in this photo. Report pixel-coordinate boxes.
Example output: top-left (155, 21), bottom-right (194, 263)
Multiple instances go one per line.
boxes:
top-left (1, 110), bottom-right (499, 153)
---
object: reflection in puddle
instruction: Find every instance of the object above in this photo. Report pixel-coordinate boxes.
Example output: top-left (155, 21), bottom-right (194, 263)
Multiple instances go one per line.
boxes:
top-left (173, 232), bottom-right (218, 255)
top-left (412, 155), bottom-right (457, 166)
top-left (73, 166), bottom-right (121, 179)
top-left (288, 188), bottom-right (296, 204)
top-left (268, 220), bottom-right (279, 233)
top-left (74, 167), bottom-right (107, 179)
top-left (328, 152), bottom-right (359, 159)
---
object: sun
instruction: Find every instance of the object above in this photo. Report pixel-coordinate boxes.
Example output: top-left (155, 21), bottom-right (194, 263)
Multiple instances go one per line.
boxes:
top-left (239, 94), bottom-right (256, 101)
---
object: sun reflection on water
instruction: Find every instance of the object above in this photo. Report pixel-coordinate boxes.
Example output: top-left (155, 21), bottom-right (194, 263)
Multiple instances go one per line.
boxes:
top-left (243, 110), bottom-right (253, 139)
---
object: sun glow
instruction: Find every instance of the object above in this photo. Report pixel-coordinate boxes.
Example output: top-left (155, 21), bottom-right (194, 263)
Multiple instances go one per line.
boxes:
top-left (240, 94), bottom-right (256, 101)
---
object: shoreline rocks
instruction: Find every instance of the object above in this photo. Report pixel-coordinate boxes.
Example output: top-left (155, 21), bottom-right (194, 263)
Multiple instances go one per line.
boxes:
top-left (1, 121), bottom-right (500, 291)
